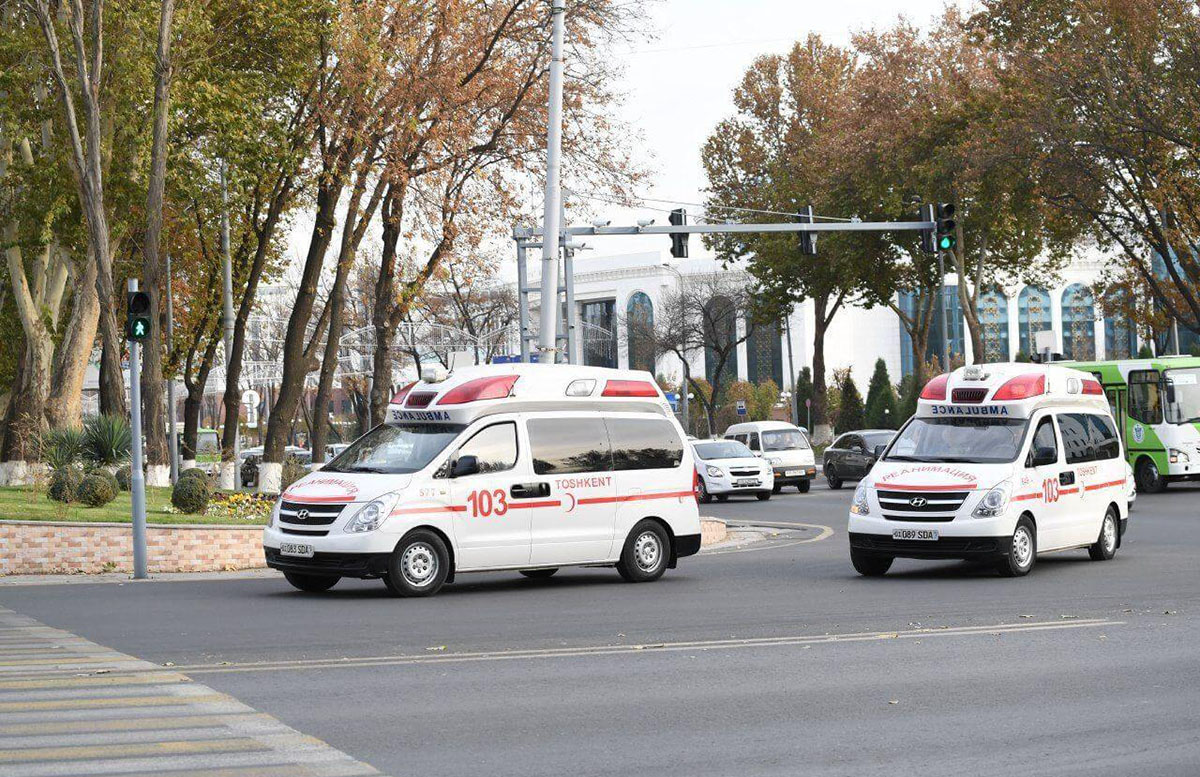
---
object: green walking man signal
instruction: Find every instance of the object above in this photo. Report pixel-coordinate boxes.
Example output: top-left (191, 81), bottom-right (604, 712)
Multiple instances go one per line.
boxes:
top-left (127, 291), bottom-right (151, 341)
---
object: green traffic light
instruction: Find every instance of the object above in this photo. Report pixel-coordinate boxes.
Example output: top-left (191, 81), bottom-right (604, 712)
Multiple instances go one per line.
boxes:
top-left (938, 235), bottom-right (955, 250)
top-left (127, 317), bottom-right (151, 341)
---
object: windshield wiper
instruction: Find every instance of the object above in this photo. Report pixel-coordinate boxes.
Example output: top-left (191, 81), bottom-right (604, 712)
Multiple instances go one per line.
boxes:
top-left (884, 455), bottom-right (935, 462)
top-left (340, 465), bottom-right (387, 473)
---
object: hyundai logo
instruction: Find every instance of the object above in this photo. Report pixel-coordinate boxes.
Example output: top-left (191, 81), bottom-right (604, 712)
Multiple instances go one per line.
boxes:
top-left (908, 497), bottom-right (927, 508)
top-left (296, 509), bottom-right (310, 522)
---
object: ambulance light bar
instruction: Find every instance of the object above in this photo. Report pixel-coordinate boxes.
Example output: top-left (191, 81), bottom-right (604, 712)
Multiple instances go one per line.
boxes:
top-left (919, 374), bottom-right (949, 401)
top-left (566, 379), bottom-right (597, 397)
top-left (992, 373), bottom-right (1046, 401)
top-left (437, 375), bottom-right (519, 405)
top-left (391, 381), bottom-right (417, 405)
top-left (601, 380), bottom-right (659, 398)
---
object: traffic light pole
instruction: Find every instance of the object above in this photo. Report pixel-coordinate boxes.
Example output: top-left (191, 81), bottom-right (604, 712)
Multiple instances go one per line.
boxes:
top-left (128, 279), bottom-right (148, 580)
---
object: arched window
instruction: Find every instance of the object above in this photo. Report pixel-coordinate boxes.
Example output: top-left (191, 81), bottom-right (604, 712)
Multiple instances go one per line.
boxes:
top-left (1061, 284), bottom-right (1096, 360)
top-left (1017, 286), bottom-right (1052, 357)
top-left (625, 292), bottom-right (655, 373)
top-left (703, 296), bottom-right (739, 384)
top-left (746, 319), bottom-right (783, 386)
top-left (976, 288), bottom-right (1010, 362)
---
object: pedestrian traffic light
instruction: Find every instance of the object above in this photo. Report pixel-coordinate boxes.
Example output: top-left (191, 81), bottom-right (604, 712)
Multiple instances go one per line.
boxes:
top-left (126, 291), bottom-right (151, 341)
top-left (668, 208), bottom-right (688, 259)
top-left (936, 202), bottom-right (957, 251)
top-left (797, 203), bottom-right (817, 256)
top-left (919, 203), bottom-right (936, 254)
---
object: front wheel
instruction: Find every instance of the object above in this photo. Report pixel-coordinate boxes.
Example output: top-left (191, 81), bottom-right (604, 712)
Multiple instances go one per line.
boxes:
top-left (850, 549), bottom-right (893, 576)
top-left (697, 479), bottom-right (713, 504)
top-left (997, 516), bottom-right (1037, 577)
top-left (772, 483), bottom-right (782, 494)
top-left (797, 480), bottom-right (810, 493)
top-left (756, 491), bottom-right (771, 501)
top-left (1135, 457), bottom-right (1167, 494)
top-left (826, 465), bottom-right (842, 490)
top-left (283, 572), bottom-right (339, 592)
top-left (617, 520), bottom-right (670, 583)
top-left (384, 530), bottom-right (450, 597)
top-left (1088, 507), bottom-right (1119, 561)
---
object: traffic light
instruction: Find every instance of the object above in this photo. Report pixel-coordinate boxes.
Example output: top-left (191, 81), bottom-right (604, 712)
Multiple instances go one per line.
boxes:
top-left (919, 203), bottom-right (936, 254)
top-left (936, 202), bottom-right (957, 252)
top-left (797, 203), bottom-right (817, 256)
top-left (126, 291), bottom-right (151, 341)
top-left (668, 208), bottom-right (688, 259)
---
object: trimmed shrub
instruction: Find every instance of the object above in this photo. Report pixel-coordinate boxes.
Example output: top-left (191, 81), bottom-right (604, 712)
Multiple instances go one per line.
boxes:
top-left (48, 465), bottom-right (84, 504)
top-left (78, 472), bottom-right (117, 507)
top-left (94, 468), bottom-right (120, 496)
top-left (116, 464), bottom-right (133, 491)
top-left (172, 475), bottom-right (211, 515)
top-left (179, 467), bottom-right (211, 487)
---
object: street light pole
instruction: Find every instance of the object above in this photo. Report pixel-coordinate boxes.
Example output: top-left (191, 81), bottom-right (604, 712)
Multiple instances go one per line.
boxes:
top-left (165, 253), bottom-right (178, 484)
top-left (662, 262), bottom-right (690, 433)
top-left (536, 0), bottom-right (566, 357)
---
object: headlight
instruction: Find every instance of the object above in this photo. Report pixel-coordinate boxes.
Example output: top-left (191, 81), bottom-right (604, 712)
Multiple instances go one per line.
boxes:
top-left (972, 480), bottom-right (1011, 518)
top-left (1169, 448), bottom-right (1189, 464)
top-left (705, 465), bottom-right (723, 478)
top-left (343, 493), bottom-right (401, 533)
top-left (850, 482), bottom-right (870, 515)
top-left (766, 456), bottom-right (782, 466)
top-left (268, 498), bottom-right (280, 528)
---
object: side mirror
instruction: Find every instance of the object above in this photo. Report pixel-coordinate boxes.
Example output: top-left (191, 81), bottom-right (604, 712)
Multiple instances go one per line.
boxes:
top-left (1031, 446), bottom-right (1056, 467)
top-left (1166, 383), bottom-right (1176, 404)
top-left (873, 444), bottom-right (887, 458)
top-left (451, 455), bottom-right (480, 478)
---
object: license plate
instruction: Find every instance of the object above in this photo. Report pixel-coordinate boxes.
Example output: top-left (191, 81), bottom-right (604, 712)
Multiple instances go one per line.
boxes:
top-left (736, 478), bottom-right (759, 487)
top-left (785, 469), bottom-right (802, 477)
top-left (279, 542), bottom-right (314, 558)
top-left (892, 529), bottom-right (938, 541)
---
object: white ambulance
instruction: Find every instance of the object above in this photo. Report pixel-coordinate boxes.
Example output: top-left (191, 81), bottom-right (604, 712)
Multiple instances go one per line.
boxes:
top-left (847, 363), bottom-right (1131, 577)
top-left (263, 364), bottom-right (702, 596)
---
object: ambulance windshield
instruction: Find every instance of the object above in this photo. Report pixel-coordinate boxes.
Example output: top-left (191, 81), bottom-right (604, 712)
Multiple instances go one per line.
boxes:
top-left (323, 423), bottom-right (465, 475)
top-left (885, 417), bottom-right (1027, 464)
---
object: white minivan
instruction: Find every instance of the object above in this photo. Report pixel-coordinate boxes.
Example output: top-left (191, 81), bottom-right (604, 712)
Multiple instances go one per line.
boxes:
top-left (263, 364), bottom-right (702, 597)
top-left (848, 363), bottom-right (1131, 577)
top-left (724, 420), bottom-right (817, 493)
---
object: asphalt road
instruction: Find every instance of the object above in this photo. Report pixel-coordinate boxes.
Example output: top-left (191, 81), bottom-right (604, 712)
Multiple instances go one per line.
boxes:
top-left (3, 480), bottom-right (1199, 777)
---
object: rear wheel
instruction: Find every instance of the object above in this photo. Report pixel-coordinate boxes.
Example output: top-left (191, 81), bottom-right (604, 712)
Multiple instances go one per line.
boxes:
top-left (797, 480), bottom-right (810, 493)
top-left (1088, 507), bottom-right (1119, 561)
top-left (997, 516), bottom-right (1036, 577)
top-left (826, 465), bottom-right (842, 490)
top-left (850, 550), bottom-right (893, 576)
top-left (384, 530), bottom-right (450, 597)
top-left (1135, 457), bottom-right (1166, 494)
top-left (283, 572), bottom-right (339, 593)
top-left (617, 520), bottom-right (670, 583)
top-left (519, 568), bottom-right (558, 579)
top-left (756, 491), bottom-right (771, 501)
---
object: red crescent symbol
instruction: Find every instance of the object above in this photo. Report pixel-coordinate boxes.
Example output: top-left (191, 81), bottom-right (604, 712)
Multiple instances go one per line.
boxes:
top-left (565, 492), bottom-right (576, 512)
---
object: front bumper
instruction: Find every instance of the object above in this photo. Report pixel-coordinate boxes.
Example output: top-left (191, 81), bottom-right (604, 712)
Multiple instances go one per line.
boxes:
top-left (264, 547), bottom-right (390, 579)
top-left (849, 532), bottom-right (1010, 559)
top-left (772, 465), bottom-right (816, 484)
top-left (702, 472), bottom-right (773, 494)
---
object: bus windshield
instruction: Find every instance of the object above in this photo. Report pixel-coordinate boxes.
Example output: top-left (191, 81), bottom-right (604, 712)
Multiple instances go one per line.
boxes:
top-left (322, 423), bottom-right (465, 475)
top-left (884, 417), bottom-right (1028, 464)
top-left (1165, 367), bottom-right (1200, 423)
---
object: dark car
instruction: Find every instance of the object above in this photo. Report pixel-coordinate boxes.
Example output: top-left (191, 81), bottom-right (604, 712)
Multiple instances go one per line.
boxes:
top-left (823, 429), bottom-right (896, 489)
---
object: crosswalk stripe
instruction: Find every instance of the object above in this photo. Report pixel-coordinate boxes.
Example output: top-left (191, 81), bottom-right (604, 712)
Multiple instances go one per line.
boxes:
top-left (0, 737), bottom-right (267, 763)
top-left (0, 713), bottom-right (266, 737)
top-left (0, 672), bottom-right (189, 691)
top-left (0, 693), bottom-right (229, 712)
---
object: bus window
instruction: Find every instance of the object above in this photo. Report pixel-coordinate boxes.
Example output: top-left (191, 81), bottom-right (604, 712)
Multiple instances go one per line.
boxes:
top-left (1128, 370), bottom-right (1163, 425)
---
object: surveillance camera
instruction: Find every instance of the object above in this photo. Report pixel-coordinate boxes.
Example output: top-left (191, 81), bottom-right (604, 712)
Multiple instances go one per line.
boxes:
top-left (637, 218), bottom-right (655, 227)
top-left (592, 219), bottom-right (611, 227)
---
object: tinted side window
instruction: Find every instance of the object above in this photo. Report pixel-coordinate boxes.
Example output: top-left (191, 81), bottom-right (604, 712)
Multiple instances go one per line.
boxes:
top-left (1059, 414), bottom-right (1095, 465)
top-left (1028, 417), bottom-right (1058, 466)
top-left (831, 435), bottom-right (848, 450)
top-left (454, 422), bottom-right (518, 474)
top-left (606, 419), bottom-right (683, 471)
top-left (1087, 414), bottom-right (1121, 460)
top-left (747, 433), bottom-right (761, 451)
top-left (528, 418), bottom-right (611, 475)
top-left (846, 435), bottom-right (864, 451)
top-left (1128, 371), bottom-right (1162, 425)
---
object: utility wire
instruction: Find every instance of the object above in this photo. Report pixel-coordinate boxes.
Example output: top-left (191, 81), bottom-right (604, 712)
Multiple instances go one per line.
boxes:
top-left (574, 191), bottom-right (856, 223)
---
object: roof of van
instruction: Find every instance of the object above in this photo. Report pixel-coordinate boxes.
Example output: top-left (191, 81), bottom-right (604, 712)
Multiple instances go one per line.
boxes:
top-left (916, 362), bottom-right (1110, 419)
top-left (386, 363), bottom-right (673, 425)
top-left (723, 420), bottom-right (803, 432)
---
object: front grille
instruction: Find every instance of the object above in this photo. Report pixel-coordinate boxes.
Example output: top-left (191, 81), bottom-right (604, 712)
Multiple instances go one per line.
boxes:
top-left (279, 501), bottom-right (347, 526)
top-left (951, 387), bottom-right (988, 403)
top-left (281, 527), bottom-right (329, 537)
top-left (884, 514), bottom-right (957, 523)
top-left (729, 468), bottom-right (761, 477)
top-left (877, 490), bottom-right (969, 513)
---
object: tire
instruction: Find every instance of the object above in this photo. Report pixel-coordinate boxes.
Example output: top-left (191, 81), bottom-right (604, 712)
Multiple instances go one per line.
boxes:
top-left (756, 491), bottom-right (771, 501)
top-left (716, 494), bottom-right (728, 502)
top-left (616, 520), bottom-right (670, 583)
top-left (519, 568), bottom-right (558, 579)
top-left (697, 479), bottom-right (713, 504)
top-left (384, 530), bottom-right (450, 597)
top-left (283, 572), bottom-right (339, 592)
top-left (1088, 506), bottom-right (1119, 561)
top-left (797, 480), bottom-right (810, 493)
top-left (826, 465), bottom-right (842, 490)
top-left (997, 516), bottom-right (1037, 577)
top-left (1135, 457), bottom-right (1167, 494)
top-left (850, 549), bottom-right (893, 576)
top-left (772, 483), bottom-right (782, 494)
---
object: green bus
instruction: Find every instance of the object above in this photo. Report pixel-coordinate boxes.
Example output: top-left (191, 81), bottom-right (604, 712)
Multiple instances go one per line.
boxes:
top-left (1065, 356), bottom-right (1200, 492)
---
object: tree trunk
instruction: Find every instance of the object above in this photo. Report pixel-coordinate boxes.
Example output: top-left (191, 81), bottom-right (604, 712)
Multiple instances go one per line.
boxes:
top-left (810, 296), bottom-right (831, 445)
top-left (369, 180), bottom-right (407, 426)
top-left (46, 255), bottom-right (99, 429)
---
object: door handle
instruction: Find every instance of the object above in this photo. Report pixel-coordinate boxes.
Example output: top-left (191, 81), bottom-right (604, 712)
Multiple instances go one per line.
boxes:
top-left (1059, 471), bottom-right (1076, 486)
top-left (510, 482), bottom-right (550, 499)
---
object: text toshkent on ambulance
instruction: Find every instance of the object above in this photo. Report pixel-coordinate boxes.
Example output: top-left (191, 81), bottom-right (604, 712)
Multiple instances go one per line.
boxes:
top-left (848, 363), bottom-right (1131, 577)
top-left (262, 363), bottom-right (702, 597)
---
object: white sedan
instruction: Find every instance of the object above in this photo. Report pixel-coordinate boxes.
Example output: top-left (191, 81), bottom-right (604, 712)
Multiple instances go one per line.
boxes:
top-left (692, 439), bottom-right (775, 503)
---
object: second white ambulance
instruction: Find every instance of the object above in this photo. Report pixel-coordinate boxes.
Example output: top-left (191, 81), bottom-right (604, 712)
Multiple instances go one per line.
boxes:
top-left (848, 363), bottom-right (1131, 577)
top-left (263, 364), bottom-right (701, 596)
